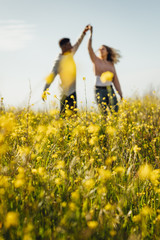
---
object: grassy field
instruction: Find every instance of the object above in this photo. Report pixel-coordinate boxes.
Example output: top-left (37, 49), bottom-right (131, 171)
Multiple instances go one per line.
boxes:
top-left (0, 95), bottom-right (160, 240)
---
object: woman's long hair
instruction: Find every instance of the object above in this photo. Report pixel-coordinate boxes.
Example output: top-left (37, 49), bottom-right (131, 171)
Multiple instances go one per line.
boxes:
top-left (103, 45), bottom-right (121, 64)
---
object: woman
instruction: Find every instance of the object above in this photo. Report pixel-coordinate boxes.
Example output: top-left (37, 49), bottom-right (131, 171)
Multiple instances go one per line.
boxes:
top-left (88, 26), bottom-right (123, 114)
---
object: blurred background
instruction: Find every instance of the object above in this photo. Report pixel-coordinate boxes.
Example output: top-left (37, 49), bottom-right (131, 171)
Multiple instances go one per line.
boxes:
top-left (0, 0), bottom-right (160, 110)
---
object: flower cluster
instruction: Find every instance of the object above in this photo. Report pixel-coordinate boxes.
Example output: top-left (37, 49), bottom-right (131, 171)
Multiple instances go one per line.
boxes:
top-left (0, 94), bottom-right (160, 239)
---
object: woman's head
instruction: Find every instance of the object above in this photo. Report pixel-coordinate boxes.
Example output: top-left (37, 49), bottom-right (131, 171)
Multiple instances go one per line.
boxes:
top-left (99, 45), bottom-right (121, 64)
top-left (98, 45), bottom-right (108, 60)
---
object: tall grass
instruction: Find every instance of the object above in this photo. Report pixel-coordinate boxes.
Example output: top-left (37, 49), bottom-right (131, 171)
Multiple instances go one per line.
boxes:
top-left (0, 95), bottom-right (160, 240)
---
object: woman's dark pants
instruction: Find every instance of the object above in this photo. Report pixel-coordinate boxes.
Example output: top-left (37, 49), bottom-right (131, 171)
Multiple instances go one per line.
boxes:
top-left (95, 86), bottom-right (118, 115)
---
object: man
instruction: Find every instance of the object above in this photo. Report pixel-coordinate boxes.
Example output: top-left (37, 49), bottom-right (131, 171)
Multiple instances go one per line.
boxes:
top-left (42, 25), bottom-right (90, 115)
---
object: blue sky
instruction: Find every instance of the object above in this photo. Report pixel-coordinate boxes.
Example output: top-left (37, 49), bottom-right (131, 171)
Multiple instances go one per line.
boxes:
top-left (0, 0), bottom-right (160, 110)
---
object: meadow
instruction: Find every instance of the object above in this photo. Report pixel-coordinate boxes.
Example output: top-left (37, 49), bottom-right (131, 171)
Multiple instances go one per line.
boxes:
top-left (0, 94), bottom-right (160, 240)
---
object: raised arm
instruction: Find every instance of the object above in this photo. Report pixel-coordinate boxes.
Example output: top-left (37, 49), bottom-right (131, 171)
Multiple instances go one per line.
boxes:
top-left (88, 26), bottom-right (97, 63)
top-left (72, 25), bottom-right (89, 55)
top-left (112, 66), bottom-right (123, 99)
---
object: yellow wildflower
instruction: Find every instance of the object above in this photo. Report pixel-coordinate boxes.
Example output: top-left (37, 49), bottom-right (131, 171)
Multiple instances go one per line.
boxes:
top-left (150, 169), bottom-right (160, 186)
top-left (98, 168), bottom-right (112, 181)
top-left (155, 188), bottom-right (160, 194)
top-left (59, 170), bottom-right (66, 179)
top-left (109, 230), bottom-right (116, 237)
top-left (59, 53), bottom-right (76, 89)
top-left (106, 126), bottom-right (116, 136)
top-left (89, 136), bottom-right (98, 145)
top-left (37, 167), bottom-right (45, 176)
top-left (105, 157), bottom-right (113, 165)
top-left (23, 234), bottom-right (32, 240)
top-left (71, 190), bottom-right (80, 202)
top-left (70, 95), bottom-right (75, 99)
top-left (61, 202), bottom-right (67, 208)
top-left (83, 178), bottom-right (95, 190)
top-left (24, 222), bottom-right (34, 233)
top-left (156, 215), bottom-right (160, 221)
top-left (132, 214), bottom-right (141, 222)
top-left (52, 153), bottom-right (58, 158)
top-left (105, 156), bottom-right (117, 165)
top-left (97, 186), bottom-right (107, 196)
top-left (89, 158), bottom-right (94, 164)
top-left (133, 145), bottom-right (141, 153)
top-left (65, 109), bottom-right (73, 117)
top-left (56, 160), bottom-right (65, 169)
top-left (0, 144), bottom-right (7, 155)
top-left (88, 124), bottom-right (100, 135)
top-left (5, 212), bottom-right (19, 228)
top-left (14, 179), bottom-right (25, 188)
top-left (18, 167), bottom-right (25, 176)
top-left (36, 156), bottom-right (42, 162)
top-left (138, 164), bottom-right (152, 180)
top-left (141, 206), bottom-right (153, 216)
top-left (18, 147), bottom-right (30, 157)
top-left (69, 202), bottom-right (77, 211)
top-left (100, 71), bottom-right (114, 83)
top-left (32, 169), bottom-right (37, 174)
top-left (114, 166), bottom-right (125, 175)
top-left (104, 203), bottom-right (113, 211)
top-left (87, 221), bottom-right (98, 229)
top-left (42, 88), bottom-right (50, 101)
top-left (49, 109), bottom-right (59, 116)
top-left (0, 115), bottom-right (15, 133)
top-left (0, 188), bottom-right (5, 195)
top-left (0, 133), bottom-right (4, 143)
top-left (0, 176), bottom-right (9, 188)
top-left (55, 178), bottom-right (62, 185)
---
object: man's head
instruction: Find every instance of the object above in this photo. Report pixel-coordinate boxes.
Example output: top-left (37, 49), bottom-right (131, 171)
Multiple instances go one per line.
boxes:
top-left (59, 38), bottom-right (72, 54)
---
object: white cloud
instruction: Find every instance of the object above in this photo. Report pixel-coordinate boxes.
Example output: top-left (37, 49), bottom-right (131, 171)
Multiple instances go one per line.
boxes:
top-left (0, 20), bottom-right (35, 51)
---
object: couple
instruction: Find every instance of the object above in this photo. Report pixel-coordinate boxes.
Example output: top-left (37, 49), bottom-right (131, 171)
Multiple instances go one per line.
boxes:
top-left (42, 25), bottom-right (123, 115)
